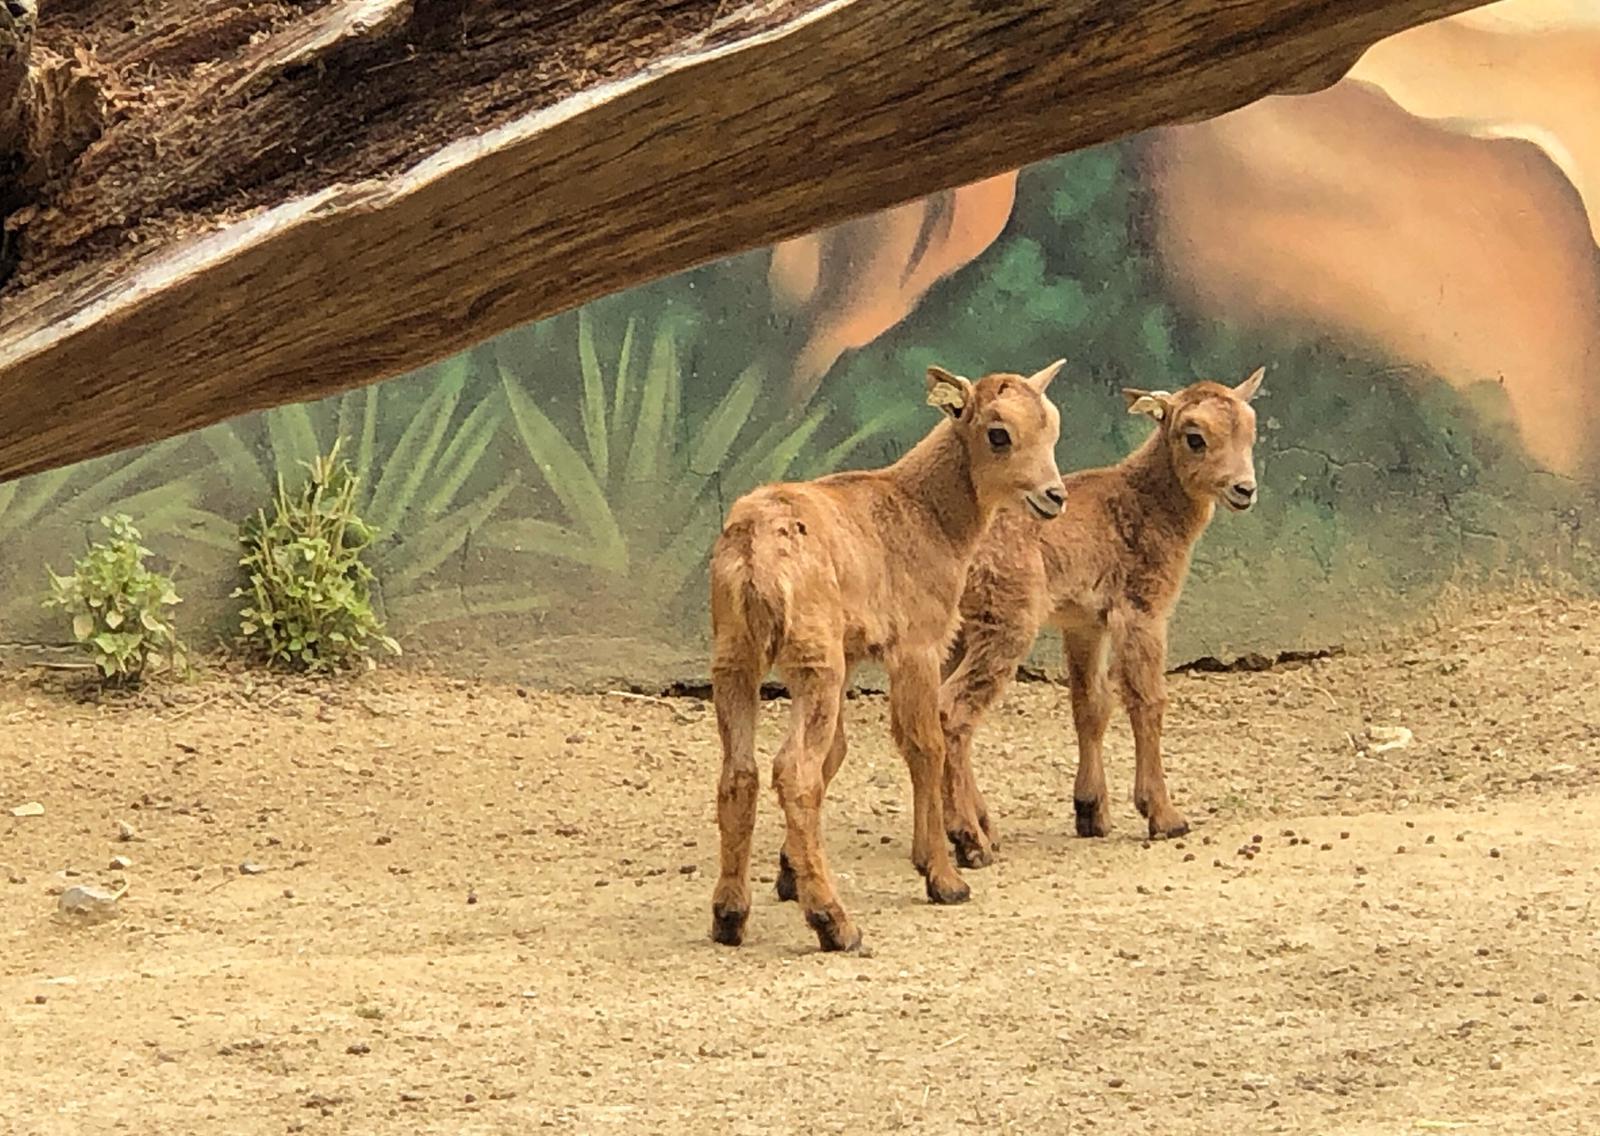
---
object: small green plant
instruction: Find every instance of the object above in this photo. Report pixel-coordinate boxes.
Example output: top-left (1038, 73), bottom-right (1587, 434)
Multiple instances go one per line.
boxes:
top-left (234, 440), bottom-right (400, 672)
top-left (44, 514), bottom-right (188, 684)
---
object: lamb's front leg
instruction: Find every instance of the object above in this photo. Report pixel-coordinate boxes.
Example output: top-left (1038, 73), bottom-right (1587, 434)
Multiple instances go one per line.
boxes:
top-left (939, 614), bottom-right (1035, 868)
top-left (890, 647), bottom-right (969, 905)
top-left (1118, 620), bottom-right (1189, 840)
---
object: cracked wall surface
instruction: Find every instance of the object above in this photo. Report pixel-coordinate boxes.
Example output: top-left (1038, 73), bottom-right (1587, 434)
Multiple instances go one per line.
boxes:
top-left (1, 0), bottom-right (1596, 687)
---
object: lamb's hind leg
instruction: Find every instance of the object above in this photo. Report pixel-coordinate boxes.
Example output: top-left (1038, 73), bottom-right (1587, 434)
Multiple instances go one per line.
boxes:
top-left (940, 611), bottom-right (1037, 868)
top-left (710, 652), bottom-right (763, 946)
top-left (776, 696), bottom-right (846, 903)
top-left (772, 663), bottom-right (860, 951)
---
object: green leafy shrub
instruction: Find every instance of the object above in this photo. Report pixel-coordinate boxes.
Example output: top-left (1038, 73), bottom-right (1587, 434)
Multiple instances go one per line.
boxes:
top-left (234, 441), bottom-right (400, 672)
top-left (44, 514), bottom-right (188, 684)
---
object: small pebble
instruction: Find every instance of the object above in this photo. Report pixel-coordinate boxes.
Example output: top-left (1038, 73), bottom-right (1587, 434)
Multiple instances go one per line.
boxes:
top-left (32, 994), bottom-right (46, 1004)
top-left (1489, 848), bottom-right (1502, 859)
top-left (374, 835), bottom-right (392, 846)
top-left (1425, 835), bottom-right (1436, 845)
top-left (880, 836), bottom-right (891, 845)
top-left (347, 1043), bottom-right (370, 1055)
top-left (116, 820), bottom-right (137, 842)
top-left (679, 864), bottom-right (698, 875)
top-left (282, 888), bottom-right (296, 899)
top-left (1108, 1077), bottom-right (1125, 1089)
top-left (1320, 843), bottom-right (1333, 852)
top-left (1251, 834), bottom-right (1263, 845)
top-left (238, 862), bottom-right (266, 876)
top-left (467, 892), bottom-right (479, 904)
top-left (1476, 947), bottom-right (1491, 957)
top-left (1457, 833), bottom-right (1466, 842)
top-left (1396, 845), bottom-right (1407, 854)
top-left (1340, 832), bottom-right (1351, 840)
top-left (1488, 1054), bottom-right (1503, 1071)
top-left (108, 855), bottom-right (133, 871)
top-left (1532, 993), bottom-right (1549, 1005)
top-left (1182, 853), bottom-right (1195, 863)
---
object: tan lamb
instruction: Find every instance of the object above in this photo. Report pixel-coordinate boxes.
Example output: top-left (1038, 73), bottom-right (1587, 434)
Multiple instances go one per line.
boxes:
top-left (939, 368), bottom-right (1264, 866)
top-left (709, 360), bottom-right (1068, 952)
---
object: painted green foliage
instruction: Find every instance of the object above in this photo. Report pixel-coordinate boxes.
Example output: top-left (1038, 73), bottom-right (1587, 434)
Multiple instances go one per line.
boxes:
top-left (2, 139), bottom-right (1595, 658)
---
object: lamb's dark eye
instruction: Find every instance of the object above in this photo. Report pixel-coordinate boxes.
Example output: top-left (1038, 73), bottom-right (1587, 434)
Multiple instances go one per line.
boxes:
top-left (1185, 432), bottom-right (1206, 453)
top-left (987, 427), bottom-right (1012, 450)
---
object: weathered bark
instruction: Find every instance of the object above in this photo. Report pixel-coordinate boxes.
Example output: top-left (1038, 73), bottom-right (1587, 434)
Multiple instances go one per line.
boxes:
top-left (0, 0), bottom-right (1491, 483)
top-left (0, 1), bottom-right (35, 168)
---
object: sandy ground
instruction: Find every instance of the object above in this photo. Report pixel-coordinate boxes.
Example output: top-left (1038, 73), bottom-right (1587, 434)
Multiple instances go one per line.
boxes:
top-left (2, 591), bottom-right (1599, 1135)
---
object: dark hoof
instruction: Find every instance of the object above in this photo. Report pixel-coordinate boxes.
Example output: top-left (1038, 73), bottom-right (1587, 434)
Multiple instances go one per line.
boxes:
top-left (774, 851), bottom-right (798, 902)
top-left (710, 904), bottom-right (748, 947)
top-left (1149, 817), bottom-right (1191, 840)
top-left (947, 829), bottom-right (995, 870)
top-left (925, 874), bottom-right (972, 905)
top-left (805, 908), bottom-right (863, 953)
top-left (1074, 797), bottom-right (1108, 838)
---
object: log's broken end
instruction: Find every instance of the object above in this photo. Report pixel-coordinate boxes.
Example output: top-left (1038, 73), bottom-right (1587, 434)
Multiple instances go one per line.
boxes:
top-left (0, 0), bottom-right (38, 152)
top-left (3, 0), bottom-right (106, 213)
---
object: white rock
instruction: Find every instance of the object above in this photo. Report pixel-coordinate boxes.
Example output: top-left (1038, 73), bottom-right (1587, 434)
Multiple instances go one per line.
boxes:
top-left (58, 884), bottom-right (126, 921)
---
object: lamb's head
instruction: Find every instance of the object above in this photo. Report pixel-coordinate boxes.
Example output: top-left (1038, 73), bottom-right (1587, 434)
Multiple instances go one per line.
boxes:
top-left (926, 359), bottom-right (1067, 520)
top-left (1123, 367), bottom-right (1264, 513)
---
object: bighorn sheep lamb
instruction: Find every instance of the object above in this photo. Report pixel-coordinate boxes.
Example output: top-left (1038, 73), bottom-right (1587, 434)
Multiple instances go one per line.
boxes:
top-left (710, 360), bottom-right (1068, 952)
top-left (939, 368), bottom-right (1264, 866)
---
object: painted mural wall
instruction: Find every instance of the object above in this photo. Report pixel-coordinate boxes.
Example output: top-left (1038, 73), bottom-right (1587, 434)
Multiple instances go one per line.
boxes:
top-left (1, 0), bottom-right (1595, 687)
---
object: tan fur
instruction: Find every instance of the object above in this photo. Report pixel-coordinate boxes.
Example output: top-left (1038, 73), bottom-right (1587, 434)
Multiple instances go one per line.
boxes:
top-left (939, 369), bottom-right (1263, 866)
top-left (709, 361), bottom-right (1068, 952)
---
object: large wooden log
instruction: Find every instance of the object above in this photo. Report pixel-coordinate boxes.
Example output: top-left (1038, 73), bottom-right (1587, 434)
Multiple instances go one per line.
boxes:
top-left (0, 0), bottom-right (1489, 482)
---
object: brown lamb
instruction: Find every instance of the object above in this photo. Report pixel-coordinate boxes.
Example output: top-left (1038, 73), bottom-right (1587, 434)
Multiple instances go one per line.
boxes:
top-left (939, 368), bottom-right (1264, 866)
top-left (708, 360), bottom-right (1069, 952)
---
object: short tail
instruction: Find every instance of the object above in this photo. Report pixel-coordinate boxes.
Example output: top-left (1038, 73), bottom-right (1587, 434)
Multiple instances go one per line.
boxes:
top-left (710, 518), bottom-right (794, 666)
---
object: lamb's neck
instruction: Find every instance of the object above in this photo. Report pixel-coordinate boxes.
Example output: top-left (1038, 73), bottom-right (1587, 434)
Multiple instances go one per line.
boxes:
top-left (888, 420), bottom-right (988, 552)
top-left (1120, 431), bottom-right (1214, 541)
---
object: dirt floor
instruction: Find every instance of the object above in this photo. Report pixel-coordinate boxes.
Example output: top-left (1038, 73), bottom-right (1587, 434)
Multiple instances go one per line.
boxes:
top-left (2, 590), bottom-right (1599, 1135)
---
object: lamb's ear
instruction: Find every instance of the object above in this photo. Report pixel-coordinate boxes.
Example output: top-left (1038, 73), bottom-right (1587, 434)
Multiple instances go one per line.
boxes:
top-left (926, 366), bottom-right (974, 420)
top-left (1234, 366), bottom-right (1266, 402)
top-left (1122, 388), bottom-right (1173, 421)
top-left (1025, 358), bottom-right (1066, 393)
